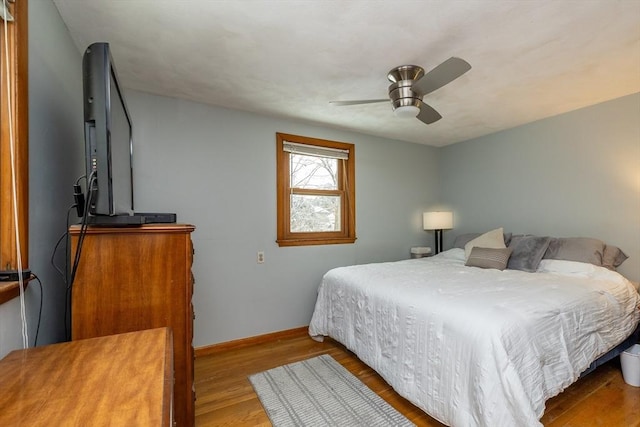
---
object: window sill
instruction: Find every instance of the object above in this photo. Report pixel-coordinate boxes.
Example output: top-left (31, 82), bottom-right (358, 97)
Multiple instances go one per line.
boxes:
top-left (0, 279), bottom-right (30, 305)
top-left (276, 237), bottom-right (357, 247)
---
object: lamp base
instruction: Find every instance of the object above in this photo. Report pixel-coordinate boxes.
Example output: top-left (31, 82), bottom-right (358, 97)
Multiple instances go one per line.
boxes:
top-left (434, 229), bottom-right (444, 254)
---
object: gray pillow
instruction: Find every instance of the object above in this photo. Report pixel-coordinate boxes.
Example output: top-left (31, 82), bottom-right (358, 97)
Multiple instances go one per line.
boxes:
top-left (507, 235), bottom-right (552, 272)
top-left (602, 245), bottom-right (628, 270)
top-left (453, 232), bottom-right (512, 249)
top-left (543, 237), bottom-right (606, 266)
top-left (503, 232), bottom-right (513, 246)
top-left (465, 247), bottom-right (512, 270)
top-left (453, 233), bottom-right (480, 249)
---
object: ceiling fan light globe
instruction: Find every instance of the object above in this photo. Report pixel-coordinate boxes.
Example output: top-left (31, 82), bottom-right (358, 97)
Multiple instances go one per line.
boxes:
top-left (394, 105), bottom-right (420, 118)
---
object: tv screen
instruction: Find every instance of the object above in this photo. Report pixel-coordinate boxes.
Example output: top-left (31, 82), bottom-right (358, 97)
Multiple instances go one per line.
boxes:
top-left (83, 42), bottom-right (134, 218)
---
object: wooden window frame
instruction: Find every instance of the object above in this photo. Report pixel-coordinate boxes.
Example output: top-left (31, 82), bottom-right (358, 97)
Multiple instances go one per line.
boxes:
top-left (276, 132), bottom-right (356, 247)
top-left (0, 0), bottom-right (29, 304)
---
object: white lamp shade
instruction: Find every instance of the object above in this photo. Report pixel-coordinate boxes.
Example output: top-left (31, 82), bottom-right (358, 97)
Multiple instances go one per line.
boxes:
top-left (423, 211), bottom-right (453, 230)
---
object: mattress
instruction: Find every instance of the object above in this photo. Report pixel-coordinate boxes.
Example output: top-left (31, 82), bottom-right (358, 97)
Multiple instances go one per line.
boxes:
top-left (308, 249), bottom-right (640, 427)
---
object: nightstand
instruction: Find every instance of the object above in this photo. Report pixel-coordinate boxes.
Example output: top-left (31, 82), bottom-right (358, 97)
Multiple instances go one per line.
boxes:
top-left (411, 246), bottom-right (432, 258)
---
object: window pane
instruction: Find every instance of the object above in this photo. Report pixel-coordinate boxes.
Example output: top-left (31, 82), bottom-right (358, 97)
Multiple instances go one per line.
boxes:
top-left (290, 194), bottom-right (341, 232)
top-left (290, 154), bottom-right (337, 190)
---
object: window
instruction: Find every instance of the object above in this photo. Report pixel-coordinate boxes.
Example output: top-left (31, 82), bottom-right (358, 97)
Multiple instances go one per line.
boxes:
top-left (0, 0), bottom-right (28, 303)
top-left (276, 133), bottom-right (355, 246)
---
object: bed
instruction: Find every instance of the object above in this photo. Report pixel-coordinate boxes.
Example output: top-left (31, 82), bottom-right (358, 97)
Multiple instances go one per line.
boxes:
top-left (308, 232), bottom-right (640, 427)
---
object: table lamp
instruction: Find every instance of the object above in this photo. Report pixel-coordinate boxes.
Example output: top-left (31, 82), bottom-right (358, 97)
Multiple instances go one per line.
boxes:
top-left (423, 211), bottom-right (453, 254)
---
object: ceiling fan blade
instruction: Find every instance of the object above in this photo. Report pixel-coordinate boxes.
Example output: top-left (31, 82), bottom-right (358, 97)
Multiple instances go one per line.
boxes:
top-left (411, 57), bottom-right (471, 96)
top-left (330, 99), bottom-right (389, 106)
top-left (416, 103), bottom-right (442, 125)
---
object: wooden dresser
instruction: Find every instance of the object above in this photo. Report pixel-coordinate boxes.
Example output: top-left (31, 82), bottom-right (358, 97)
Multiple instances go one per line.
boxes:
top-left (70, 224), bottom-right (195, 426)
top-left (0, 328), bottom-right (173, 426)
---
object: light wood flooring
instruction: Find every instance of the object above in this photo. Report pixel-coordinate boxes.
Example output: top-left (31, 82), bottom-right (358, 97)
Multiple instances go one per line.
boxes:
top-left (195, 330), bottom-right (640, 426)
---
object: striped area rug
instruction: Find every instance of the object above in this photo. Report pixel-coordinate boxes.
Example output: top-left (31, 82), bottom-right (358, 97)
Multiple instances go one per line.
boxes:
top-left (249, 354), bottom-right (415, 427)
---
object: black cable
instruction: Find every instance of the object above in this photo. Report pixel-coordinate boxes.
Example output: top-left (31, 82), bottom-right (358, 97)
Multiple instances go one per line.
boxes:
top-left (65, 172), bottom-right (95, 340)
top-left (68, 172), bottom-right (94, 287)
top-left (74, 175), bottom-right (87, 216)
top-left (75, 174), bottom-right (86, 186)
top-left (59, 174), bottom-right (90, 339)
top-left (57, 202), bottom-right (77, 340)
top-left (53, 175), bottom-right (87, 340)
top-left (30, 273), bottom-right (43, 347)
top-left (50, 230), bottom-right (68, 280)
top-left (50, 205), bottom-right (76, 281)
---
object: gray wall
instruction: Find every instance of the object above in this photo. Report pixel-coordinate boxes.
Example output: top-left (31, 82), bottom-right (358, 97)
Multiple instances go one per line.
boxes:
top-left (440, 93), bottom-right (640, 281)
top-left (127, 92), bottom-right (440, 346)
top-left (0, 0), bottom-right (84, 358)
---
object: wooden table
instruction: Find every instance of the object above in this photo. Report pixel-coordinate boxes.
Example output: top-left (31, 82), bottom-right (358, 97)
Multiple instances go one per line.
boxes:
top-left (0, 328), bottom-right (173, 426)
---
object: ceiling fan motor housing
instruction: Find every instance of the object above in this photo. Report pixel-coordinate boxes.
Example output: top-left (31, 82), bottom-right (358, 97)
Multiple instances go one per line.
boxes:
top-left (387, 65), bottom-right (425, 110)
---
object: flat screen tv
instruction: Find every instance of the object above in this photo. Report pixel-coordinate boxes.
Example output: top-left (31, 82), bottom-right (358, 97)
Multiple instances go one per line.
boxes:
top-left (82, 42), bottom-right (140, 224)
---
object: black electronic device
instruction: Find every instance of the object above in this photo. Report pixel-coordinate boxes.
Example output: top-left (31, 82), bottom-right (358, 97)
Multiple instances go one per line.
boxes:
top-left (86, 214), bottom-right (146, 226)
top-left (85, 212), bottom-right (176, 226)
top-left (136, 212), bottom-right (177, 224)
top-left (82, 42), bottom-right (135, 221)
top-left (0, 269), bottom-right (31, 282)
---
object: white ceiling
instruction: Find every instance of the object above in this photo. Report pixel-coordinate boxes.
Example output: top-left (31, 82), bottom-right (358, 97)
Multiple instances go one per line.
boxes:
top-left (52, 0), bottom-right (640, 147)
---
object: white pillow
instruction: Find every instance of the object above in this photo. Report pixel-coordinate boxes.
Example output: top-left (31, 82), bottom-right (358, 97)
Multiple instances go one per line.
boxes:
top-left (464, 227), bottom-right (506, 259)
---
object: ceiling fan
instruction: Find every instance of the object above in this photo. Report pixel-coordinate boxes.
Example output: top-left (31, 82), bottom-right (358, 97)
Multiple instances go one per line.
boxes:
top-left (330, 57), bottom-right (471, 125)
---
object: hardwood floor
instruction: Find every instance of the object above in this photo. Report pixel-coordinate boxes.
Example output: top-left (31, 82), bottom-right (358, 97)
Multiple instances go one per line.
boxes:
top-left (195, 330), bottom-right (640, 426)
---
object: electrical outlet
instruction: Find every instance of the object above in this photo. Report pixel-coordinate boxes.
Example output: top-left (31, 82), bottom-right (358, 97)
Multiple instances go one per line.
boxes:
top-left (257, 251), bottom-right (265, 264)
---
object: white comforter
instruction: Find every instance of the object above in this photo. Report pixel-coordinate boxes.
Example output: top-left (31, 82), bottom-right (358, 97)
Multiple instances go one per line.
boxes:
top-left (308, 249), bottom-right (640, 427)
